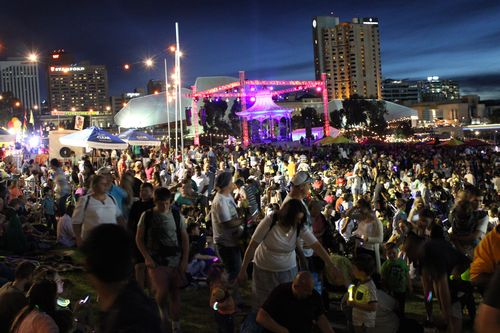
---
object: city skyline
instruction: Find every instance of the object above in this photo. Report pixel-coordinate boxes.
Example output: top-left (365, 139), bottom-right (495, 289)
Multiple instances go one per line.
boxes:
top-left (1, 0), bottom-right (500, 99)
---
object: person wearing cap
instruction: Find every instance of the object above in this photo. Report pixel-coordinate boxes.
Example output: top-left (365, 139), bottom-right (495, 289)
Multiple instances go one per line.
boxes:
top-left (282, 171), bottom-right (314, 269)
top-left (210, 172), bottom-right (243, 283)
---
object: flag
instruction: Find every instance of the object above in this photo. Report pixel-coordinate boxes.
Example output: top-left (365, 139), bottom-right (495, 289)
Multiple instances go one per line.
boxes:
top-left (29, 110), bottom-right (34, 125)
top-left (23, 111), bottom-right (27, 129)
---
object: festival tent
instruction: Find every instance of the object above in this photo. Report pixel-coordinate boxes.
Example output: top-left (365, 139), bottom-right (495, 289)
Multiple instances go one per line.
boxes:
top-left (118, 129), bottom-right (161, 146)
top-left (317, 136), bottom-right (336, 145)
top-left (331, 135), bottom-right (353, 144)
top-left (0, 128), bottom-right (15, 146)
top-left (438, 138), bottom-right (464, 147)
top-left (59, 127), bottom-right (128, 150)
top-left (464, 138), bottom-right (490, 146)
top-left (359, 137), bottom-right (384, 145)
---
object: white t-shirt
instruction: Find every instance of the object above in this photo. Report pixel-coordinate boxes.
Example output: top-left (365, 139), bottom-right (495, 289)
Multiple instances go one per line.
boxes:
top-left (57, 214), bottom-right (75, 247)
top-left (72, 195), bottom-right (121, 240)
top-left (192, 173), bottom-right (209, 196)
top-left (252, 214), bottom-right (317, 272)
top-left (211, 192), bottom-right (240, 247)
top-left (281, 195), bottom-right (314, 257)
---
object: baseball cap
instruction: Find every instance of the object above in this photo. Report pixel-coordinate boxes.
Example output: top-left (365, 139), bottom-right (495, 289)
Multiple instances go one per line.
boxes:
top-left (290, 171), bottom-right (313, 186)
top-left (96, 166), bottom-right (113, 175)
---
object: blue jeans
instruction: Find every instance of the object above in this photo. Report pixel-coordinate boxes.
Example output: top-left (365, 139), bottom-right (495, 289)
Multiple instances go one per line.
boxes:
top-left (215, 245), bottom-right (242, 282)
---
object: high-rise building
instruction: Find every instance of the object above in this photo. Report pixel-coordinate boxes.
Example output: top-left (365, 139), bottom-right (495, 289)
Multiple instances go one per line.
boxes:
top-left (382, 79), bottom-right (419, 105)
top-left (418, 76), bottom-right (459, 102)
top-left (0, 58), bottom-right (41, 110)
top-left (312, 16), bottom-right (382, 100)
top-left (147, 79), bottom-right (166, 95)
top-left (110, 88), bottom-right (145, 115)
top-left (47, 50), bottom-right (109, 112)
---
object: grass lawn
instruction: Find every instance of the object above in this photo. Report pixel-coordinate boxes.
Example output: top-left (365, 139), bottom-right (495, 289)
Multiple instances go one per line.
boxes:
top-left (54, 248), bottom-right (475, 332)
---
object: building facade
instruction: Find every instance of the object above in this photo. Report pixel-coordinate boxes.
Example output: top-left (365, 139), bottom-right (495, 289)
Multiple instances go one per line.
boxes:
top-left (0, 58), bottom-right (41, 110)
top-left (412, 95), bottom-right (485, 126)
top-left (382, 79), bottom-right (419, 105)
top-left (147, 80), bottom-right (166, 95)
top-left (418, 76), bottom-right (460, 102)
top-left (313, 16), bottom-right (382, 100)
top-left (47, 50), bottom-right (109, 113)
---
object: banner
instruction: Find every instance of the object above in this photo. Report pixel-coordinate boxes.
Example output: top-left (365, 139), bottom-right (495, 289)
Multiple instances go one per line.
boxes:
top-left (74, 116), bottom-right (85, 130)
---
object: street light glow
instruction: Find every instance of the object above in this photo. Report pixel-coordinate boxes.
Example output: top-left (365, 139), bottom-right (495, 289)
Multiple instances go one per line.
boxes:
top-left (144, 58), bottom-right (154, 67)
top-left (169, 45), bottom-right (176, 53)
top-left (27, 52), bottom-right (39, 62)
top-left (123, 63), bottom-right (130, 70)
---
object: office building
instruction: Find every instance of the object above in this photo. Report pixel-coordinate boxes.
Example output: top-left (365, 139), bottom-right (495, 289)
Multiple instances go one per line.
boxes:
top-left (110, 88), bottom-right (145, 115)
top-left (418, 76), bottom-right (460, 102)
top-left (147, 79), bottom-right (166, 95)
top-left (382, 79), bottom-right (419, 105)
top-left (0, 58), bottom-right (41, 110)
top-left (47, 50), bottom-right (109, 112)
top-left (313, 16), bottom-right (382, 100)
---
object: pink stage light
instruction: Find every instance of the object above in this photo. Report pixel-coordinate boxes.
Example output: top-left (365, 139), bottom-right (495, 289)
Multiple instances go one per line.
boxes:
top-left (250, 96), bottom-right (256, 102)
top-left (316, 87), bottom-right (322, 92)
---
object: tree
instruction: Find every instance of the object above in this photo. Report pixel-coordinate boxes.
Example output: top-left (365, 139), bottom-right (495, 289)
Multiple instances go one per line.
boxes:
top-left (341, 95), bottom-right (387, 134)
top-left (393, 120), bottom-right (414, 138)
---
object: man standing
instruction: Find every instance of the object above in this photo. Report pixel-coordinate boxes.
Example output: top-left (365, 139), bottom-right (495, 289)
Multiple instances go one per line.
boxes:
top-left (72, 175), bottom-right (122, 246)
top-left (210, 172), bottom-right (243, 283)
top-left (136, 187), bottom-right (189, 333)
top-left (257, 271), bottom-right (335, 333)
top-left (0, 261), bottom-right (35, 332)
top-left (80, 224), bottom-right (162, 333)
top-left (49, 158), bottom-right (70, 214)
top-left (128, 182), bottom-right (155, 289)
top-left (192, 165), bottom-right (209, 211)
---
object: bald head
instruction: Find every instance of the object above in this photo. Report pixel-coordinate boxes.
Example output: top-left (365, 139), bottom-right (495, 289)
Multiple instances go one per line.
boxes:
top-left (292, 271), bottom-right (314, 299)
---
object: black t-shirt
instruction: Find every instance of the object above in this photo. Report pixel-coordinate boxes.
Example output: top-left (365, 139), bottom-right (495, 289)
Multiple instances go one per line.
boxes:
top-left (98, 281), bottom-right (162, 333)
top-left (419, 239), bottom-right (470, 279)
top-left (484, 266), bottom-right (500, 309)
top-left (128, 199), bottom-right (155, 234)
top-left (261, 282), bottom-right (325, 333)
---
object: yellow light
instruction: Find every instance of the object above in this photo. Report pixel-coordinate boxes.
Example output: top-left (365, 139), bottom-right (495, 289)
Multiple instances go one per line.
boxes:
top-left (123, 102), bottom-right (127, 107)
top-left (15, 101), bottom-right (21, 107)
top-left (144, 58), bottom-right (154, 67)
top-left (89, 109), bottom-right (94, 112)
top-left (123, 64), bottom-right (130, 70)
top-left (71, 107), bottom-right (76, 111)
top-left (178, 51), bottom-right (183, 57)
top-left (169, 45), bottom-right (176, 53)
top-left (0, 95), bottom-right (3, 100)
top-left (106, 106), bottom-right (111, 111)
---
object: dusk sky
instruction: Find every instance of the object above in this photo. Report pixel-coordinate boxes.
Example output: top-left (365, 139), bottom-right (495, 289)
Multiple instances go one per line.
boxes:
top-left (2, 0), bottom-right (500, 99)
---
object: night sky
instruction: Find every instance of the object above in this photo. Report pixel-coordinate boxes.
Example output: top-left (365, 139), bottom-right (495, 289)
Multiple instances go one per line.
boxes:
top-left (1, 0), bottom-right (500, 99)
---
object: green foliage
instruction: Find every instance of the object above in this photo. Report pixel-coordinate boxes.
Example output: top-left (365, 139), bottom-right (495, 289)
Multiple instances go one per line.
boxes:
top-left (341, 95), bottom-right (388, 134)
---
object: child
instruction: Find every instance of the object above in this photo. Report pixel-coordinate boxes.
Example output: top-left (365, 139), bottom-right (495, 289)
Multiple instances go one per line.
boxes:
top-left (41, 188), bottom-right (57, 233)
top-left (208, 265), bottom-right (235, 333)
top-left (348, 254), bottom-right (378, 333)
top-left (57, 203), bottom-right (76, 247)
top-left (380, 242), bottom-right (411, 317)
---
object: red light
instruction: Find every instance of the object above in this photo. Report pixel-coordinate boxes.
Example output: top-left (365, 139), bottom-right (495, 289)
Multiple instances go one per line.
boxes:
top-left (52, 54), bottom-right (60, 59)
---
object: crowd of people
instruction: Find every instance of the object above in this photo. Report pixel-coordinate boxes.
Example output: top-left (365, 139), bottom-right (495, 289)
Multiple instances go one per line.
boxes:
top-left (0, 142), bottom-right (499, 333)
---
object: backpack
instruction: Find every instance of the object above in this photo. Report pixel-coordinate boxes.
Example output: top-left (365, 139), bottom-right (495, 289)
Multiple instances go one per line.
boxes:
top-left (143, 206), bottom-right (183, 261)
top-left (81, 193), bottom-right (117, 221)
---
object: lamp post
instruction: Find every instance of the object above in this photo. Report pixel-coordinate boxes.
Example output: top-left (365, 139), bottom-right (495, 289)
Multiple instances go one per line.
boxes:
top-left (175, 22), bottom-right (184, 162)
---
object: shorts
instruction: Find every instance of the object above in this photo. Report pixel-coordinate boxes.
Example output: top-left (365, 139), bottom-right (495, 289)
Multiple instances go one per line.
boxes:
top-left (148, 266), bottom-right (187, 295)
top-left (252, 264), bottom-right (297, 310)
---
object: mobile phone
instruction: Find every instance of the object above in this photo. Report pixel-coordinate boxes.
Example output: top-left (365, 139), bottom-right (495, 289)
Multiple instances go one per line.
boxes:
top-left (79, 295), bottom-right (90, 304)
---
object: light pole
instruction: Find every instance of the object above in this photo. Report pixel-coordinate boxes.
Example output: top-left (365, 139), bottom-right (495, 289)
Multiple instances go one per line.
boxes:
top-left (175, 22), bottom-right (184, 162)
top-left (164, 59), bottom-right (171, 146)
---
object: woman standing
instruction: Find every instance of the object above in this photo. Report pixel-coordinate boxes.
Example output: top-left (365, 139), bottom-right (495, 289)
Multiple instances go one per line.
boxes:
top-left (238, 199), bottom-right (339, 309)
